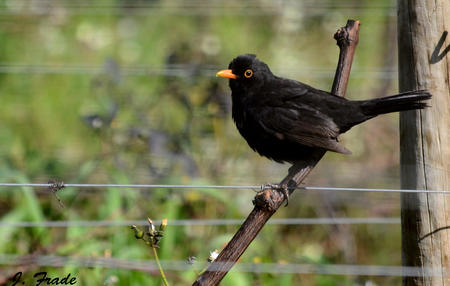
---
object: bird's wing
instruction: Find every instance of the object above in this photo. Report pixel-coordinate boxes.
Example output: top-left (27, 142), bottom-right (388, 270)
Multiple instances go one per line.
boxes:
top-left (251, 103), bottom-right (351, 154)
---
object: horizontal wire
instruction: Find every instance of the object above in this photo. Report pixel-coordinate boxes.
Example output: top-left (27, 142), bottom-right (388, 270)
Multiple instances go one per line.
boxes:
top-left (0, 1), bottom-right (397, 9)
top-left (0, 0), bottom-right (397, 19)
top-left (0, 63), bottom-right (397, 79)
top-left (303, 186), bottom-right (450, 194)
top-left (0, 63), bottom-right (216, 77)
top-left (0, 11), bottom-right (396, 18)
top-left (0, 2), bottom-right (397, 11)
top-left (0, 183), bottom-right (259, 189)
top-left (0, 183), bottom-right (449, 194)
top-left (0, 217), bottom-right (401, 228)
top-left (0, 254), bottom-right (447, 277)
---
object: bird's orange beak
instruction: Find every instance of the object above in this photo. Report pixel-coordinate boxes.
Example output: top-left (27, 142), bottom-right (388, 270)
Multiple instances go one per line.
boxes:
top-left (216, 69), bottom-right (237, 79)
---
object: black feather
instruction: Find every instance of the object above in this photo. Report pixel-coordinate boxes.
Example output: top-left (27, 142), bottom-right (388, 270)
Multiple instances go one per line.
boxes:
top-left (221, 54), bottom-right (432, 163)
top-left (359, 90), bottom-right (432, 117)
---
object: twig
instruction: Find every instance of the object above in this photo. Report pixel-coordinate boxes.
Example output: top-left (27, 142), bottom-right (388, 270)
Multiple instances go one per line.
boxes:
top-left (192, 19), bottom-right (360, 286)
top-left (331, 21), bottom-right (360, 96)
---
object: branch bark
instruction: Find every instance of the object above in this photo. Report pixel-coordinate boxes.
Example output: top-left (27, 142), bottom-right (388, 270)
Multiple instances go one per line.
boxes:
top-left (193, 19), bottom-right (360, 286)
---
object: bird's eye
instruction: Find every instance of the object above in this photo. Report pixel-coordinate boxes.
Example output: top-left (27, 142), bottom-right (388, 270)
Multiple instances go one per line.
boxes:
top-left (244, 69), bottom-right (253, 78)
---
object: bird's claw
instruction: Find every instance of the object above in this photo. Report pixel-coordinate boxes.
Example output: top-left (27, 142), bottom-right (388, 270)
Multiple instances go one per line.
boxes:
top-left (260, 183), bottom-right (280, 192)
top-left (260, 183), bottom-right (290, 206)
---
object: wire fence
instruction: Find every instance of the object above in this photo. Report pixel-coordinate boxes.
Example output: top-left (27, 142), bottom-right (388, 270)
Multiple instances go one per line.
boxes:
top-left (0, 63), bottom-right (397, 80)
top-left (0, 254), bottom-right (448, 277)
top-left (1, 182), bottom-right (443, 229)
top-left (0, 1), bottom-right (397, 9)
top-left (0, 1), bottom-right (397, 17)
top-left (1, 182), bottom-right (449, 194)
top-left (0, 217), bottom-right (401, 228)
top-left (0, 1), bottom-right (445, 281)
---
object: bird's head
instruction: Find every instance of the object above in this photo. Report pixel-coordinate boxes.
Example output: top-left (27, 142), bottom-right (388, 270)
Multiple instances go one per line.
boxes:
top-left (216, 54), bottom-right (273, 93)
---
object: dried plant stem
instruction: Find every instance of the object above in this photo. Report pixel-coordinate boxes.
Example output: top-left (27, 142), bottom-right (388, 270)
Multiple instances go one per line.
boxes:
top-left (151, 246), bottom-right (169, 286)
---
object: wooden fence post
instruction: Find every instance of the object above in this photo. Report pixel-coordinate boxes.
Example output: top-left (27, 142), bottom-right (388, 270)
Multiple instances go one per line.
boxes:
top-left (398, 0), bottom-right (450, 285)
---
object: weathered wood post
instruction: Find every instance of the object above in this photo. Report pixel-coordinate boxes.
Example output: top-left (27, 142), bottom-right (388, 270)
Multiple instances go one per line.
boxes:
top-left (398, 0), bottom-right (450, 285)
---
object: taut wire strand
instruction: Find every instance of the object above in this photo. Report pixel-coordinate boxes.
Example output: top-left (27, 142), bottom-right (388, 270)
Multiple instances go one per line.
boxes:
top-left (0, 217), bottom-right (401, 228)
top-left (0, 183), bottom-right (449, 194)
top-left (0, 254), bottom-right (447, 277)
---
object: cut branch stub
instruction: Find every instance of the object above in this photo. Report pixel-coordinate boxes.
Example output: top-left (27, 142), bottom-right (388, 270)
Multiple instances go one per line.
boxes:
top-left (332, 20), bottom-right (360, 97)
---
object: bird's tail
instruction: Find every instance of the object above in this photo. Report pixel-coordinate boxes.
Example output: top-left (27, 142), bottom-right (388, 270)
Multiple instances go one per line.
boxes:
top-left (359, 90), bottom-right (432, 117)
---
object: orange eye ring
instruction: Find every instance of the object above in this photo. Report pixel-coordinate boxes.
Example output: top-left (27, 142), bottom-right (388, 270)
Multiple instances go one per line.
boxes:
top-left (244, 69), bottom-right (253, 78)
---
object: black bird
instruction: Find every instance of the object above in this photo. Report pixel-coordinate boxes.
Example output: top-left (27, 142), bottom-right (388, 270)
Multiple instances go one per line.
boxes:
top-left (217, 54), bottom-right (431, 164)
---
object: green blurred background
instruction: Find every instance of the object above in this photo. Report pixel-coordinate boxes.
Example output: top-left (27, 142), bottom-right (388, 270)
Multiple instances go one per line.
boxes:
top-left (0, 0), bottom-right (408, 285)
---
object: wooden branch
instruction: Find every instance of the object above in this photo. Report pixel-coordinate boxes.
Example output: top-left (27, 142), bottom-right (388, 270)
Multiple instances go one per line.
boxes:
top-left (193, 19), bottom-right (360, 286)
top-left (331, 21), bottom-right (360, 96)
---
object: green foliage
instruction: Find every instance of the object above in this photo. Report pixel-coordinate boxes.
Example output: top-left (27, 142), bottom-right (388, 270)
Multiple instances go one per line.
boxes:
top-left (0, 0), bottom-right (403, 285)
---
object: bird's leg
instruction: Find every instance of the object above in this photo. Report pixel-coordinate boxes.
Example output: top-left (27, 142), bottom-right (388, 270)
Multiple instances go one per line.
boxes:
top-left (260, 183), bottom-right (290, 206)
